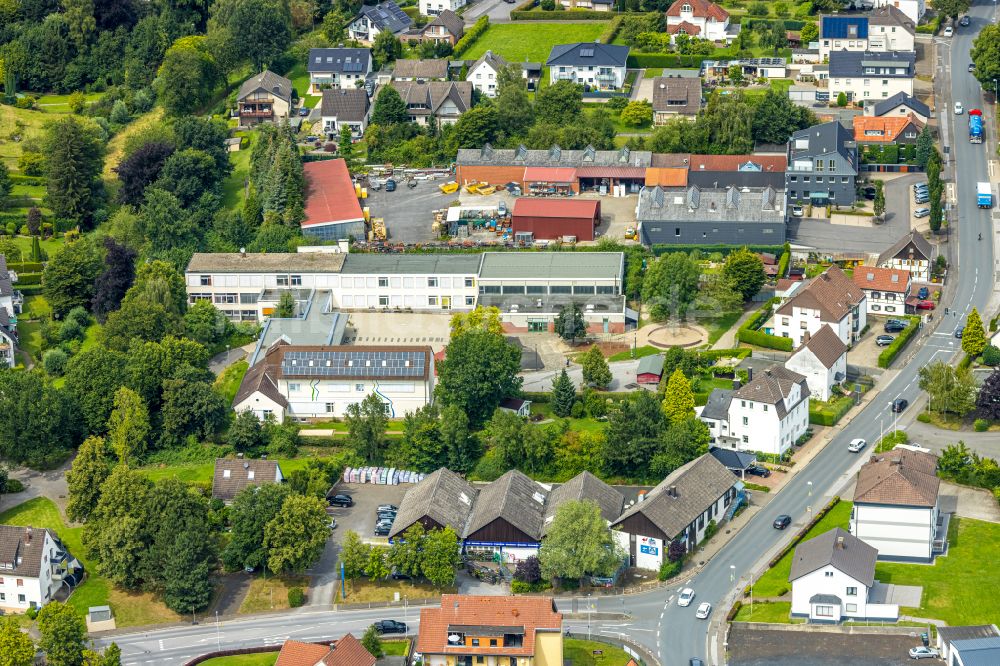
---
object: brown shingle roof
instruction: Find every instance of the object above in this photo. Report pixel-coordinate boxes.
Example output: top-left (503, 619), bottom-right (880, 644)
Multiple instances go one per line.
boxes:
top-left (853, 266), bottom-right (911, 293)
top-left (789, 527), bottom-right (877, 587)
top-left (276, 634), bottom-right (376, 666)
top-left (775, 266), bottom-right (864, 322)
top-left (389, 467), bottom-right (478, 539)
top-left (688, 154), bottom-right (788, 172)
top-left (651, 77), bottom-right (701, 115)
top-left (854, 449), bottom-right (940, 508)
top-left (464, 470), bottom-right (548, 541)
top-left (611, 454), bottom-right (736, 540)
top-left (211, 458), bottom-right (283, 502)
top-left (793, 324), bottom-right (847, 369)
top-left (876, 230), bottom-right (933, 268)
top-left (393, 59), bottom-right (449, 79)
top-left (417, 595), bottom-right (562, 656)
top-left (237, 69), bottom-right (293, 104)
top-left (425, 9), bottom-right (464, 39)
top-left (390, 80), bottom-right (472, 117)
top-left (0, 526), bottom-right (56, 578)
top-left (544, 471), bottom-right (624, 534)
top-left (733, 366), bottom-right (807, 418)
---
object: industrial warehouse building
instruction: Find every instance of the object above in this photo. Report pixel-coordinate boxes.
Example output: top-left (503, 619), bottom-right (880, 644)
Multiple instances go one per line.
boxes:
top-left (511, 198), bottom-right (601, 242)
top-left (302, 158), bottom-right (367, 240)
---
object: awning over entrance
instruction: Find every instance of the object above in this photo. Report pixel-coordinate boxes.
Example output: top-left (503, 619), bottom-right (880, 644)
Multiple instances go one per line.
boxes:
top-left (523, 166), bottom-right (577, 182)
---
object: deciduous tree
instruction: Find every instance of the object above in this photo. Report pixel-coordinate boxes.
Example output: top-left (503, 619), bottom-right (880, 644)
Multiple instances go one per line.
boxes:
top-left (421, 527), bottom-right (461, 587)
top-left (66, 436), bottom-right (113, 523)
top-left (371, 29), bottom-right (402, 68)
top-left (976, 370), bottom-right (1000, 421)
top-left (64, 347), bottom-right (128, 433)
top-left (107, 386), bottom-right (150, 464)
top-left (264, 494), bottom-right (330, 573)
top-left (115, 140), bottom-right (175, 206)
top-left (934, 0), bottom-right (970, 19)
top-left (642, 252), bottom-right (700, 321)
top-left (222, 483), bottom-right (291, 571)
top-left (37, 602), bottom-right (86, 666)
top-left (919, 360), bottom-right (977, 416)
top-left (0, 616), bottom-right (35, 666)
top-left (208, 0), bottom-right (292, 71)
top-left (0, 369), bottom-right (81, 468)
top-left (159, 376), bottom-right (228, 447)
top-left (156, 36), bottom-right (221, 116)
top-left (92, 238), bottom-right (137, 323)
top-left (346, 393), bottom-right (389, 462)
top-left (362, 625), bottom-right (383, 659)
top-left (534, 80), bottom-right (582, 125)
top-left (370, 85), bottom-right (408, 126)
top-left (602, 391), bottom-right (665, 477)
top-left (538, 500), bottom-right (620, 582)
top-left (449, 306), bottom-right (502, 336)
top-left (722, 247), bottom-right (765, 301)
top-left (340, 530), bottom-right (371, 580)
top-left (441, 404), bottom-right (477, 473)
top-left (971, 24), bottom-right (1000, 92)
top-left (43, 237), bottom-right (103, 317)
top-left (436, 329), bottom-right (522, 427)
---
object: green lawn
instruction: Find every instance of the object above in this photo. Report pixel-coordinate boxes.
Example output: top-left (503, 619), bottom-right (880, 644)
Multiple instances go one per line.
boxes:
top-left (22, 294), bottom-right (51, 320)
top-left (529, 402), bottom-right (605, 433)
top-left (222, 143), bottom-right (253, 211)
top-left (705, 310), bottom-right (744, 345)
top-left (382, 640), bottom-right (410, 656)
top-left (140, 456), bottom-right (318, 485)
top-left (733, 601), bottom-right (804, 623)
top-left (198, 654), bottom-right (278, 666)
top-left (31, 92), bottom-right (102, 113)
top-left (584, 104), bottom-right (652, 134)
top-left (875, 518), bottom-right (1000, 626)
top-left (7, 235), bottom-right (64, 261)
top-left (563, 638), bottom-right (632, 666)
top-left (15, 320), bottom-right (42, 361)
top-left (751, 501), bottom-right (853, 597)
top-left (463, 22), bottom-right (608, 63)
top-left (283, 62), bottom-right (321, 108)
top-left (608, 345), bottom-right (661, 362)
top-left (215, 359), bottom-right (250, 403)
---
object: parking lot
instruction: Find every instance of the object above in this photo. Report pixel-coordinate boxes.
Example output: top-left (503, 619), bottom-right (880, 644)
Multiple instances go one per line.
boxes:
top-left (327, 481), bottom-right (412, 540)
top-left (728, 625), bottom-right (925, 665)
top-left (366, 181), bottom-right (456, 244)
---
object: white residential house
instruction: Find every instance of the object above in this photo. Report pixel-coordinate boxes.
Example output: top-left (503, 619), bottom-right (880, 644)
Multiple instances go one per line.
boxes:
top-left (853, 266), bottom-right (911, 316)
top-left (546, 43), bottom-right (630, 91)
top-left (234, 342), bottom-right (435, 420)
top-left (877, 229), bottom-right (934, 282)
top-left (320, 88), bottom-right (371, 140)
top-left (784, 324), bottom-right (848, 402)
top-left (817, 8), bottom-right (914, 61)
top-left (0, 525), bottom-right (81, 613)
top-left (664, 0), bottom-right (737, 43)
top-left (466, 51), bottom-right (507, 98)
top-left (611, 455), bottom-right (740, 570)
top-left (0, 255), bottom-right (20, 369)
top-left (828, 50), bottom-right (915, 103)
top-left (773, 266), bottom-right (867, 347)
top-left (699, 366), bottom-right (810, 456)
top-left (871, 0), bottom-right (925, 24)
top-left (789, 527), bottom-right (899, 622)
top-left (419, 0), bottom-right (466, 16)
top-left (347, 1), bottom-right (412, 44)
top-left (307, 48), bottom-right (373, 94)
top-left (851, 448), bottom-right (943, 562)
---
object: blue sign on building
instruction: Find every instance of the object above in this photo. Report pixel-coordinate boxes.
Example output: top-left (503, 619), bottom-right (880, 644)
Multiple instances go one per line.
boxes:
top-left (640, 544), bottom-right (659, 556)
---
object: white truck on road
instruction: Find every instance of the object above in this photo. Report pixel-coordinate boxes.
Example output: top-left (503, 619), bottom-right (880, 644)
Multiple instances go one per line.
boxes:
top-left (979, 182), bottom-right (994, 209)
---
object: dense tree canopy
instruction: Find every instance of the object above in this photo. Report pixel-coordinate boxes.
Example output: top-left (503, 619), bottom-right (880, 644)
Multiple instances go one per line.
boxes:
top-left (436, 329), bottom-right (522, 427)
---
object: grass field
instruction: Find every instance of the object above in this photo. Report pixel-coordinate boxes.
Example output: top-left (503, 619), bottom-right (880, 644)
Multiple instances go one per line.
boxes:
top-left (239, 575), bottom-right (310, 614)
top-left (199, 653), bottom-right (278, 666)
top-left (215, 359), bottom-right (250, 403)
top-left (563, 638), bottom-right (632, 666)
top-left (463, 22), bottom-right (608, 63)
top-left (0, 106), bottom-right (51, 172)
top-left (337, 577), bottom-right (452, 603)
top-left (8, 235), bottom-right (65, 260)
top-left (733, 601), bottom-right (804, 623)
top-left (222, 144), bottom-right (253, 211)
top-left (103, 108), bottom-right (166, 180)
top-left (32, 92), bottom-right (102, 113)
top-left (751, 501), bottom-right (853, 597)
top-left (529, 403), bottom-right (606, 433)
top-left (0, 497), bottom-right (180, 627)
top-left (382, 640), bottom-right (410, 656)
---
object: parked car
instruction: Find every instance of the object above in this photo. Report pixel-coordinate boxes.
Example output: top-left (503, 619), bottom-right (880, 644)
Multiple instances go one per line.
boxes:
top-left (848, 438), bottom-right (867, 453)
top-left (955, 326), bottom-right (965, 338)
top-left (328, 518), bottom-right (338, 530)
top-left (960, 15), bottom-right (970, 26)
top-left (914, 195), bottom-right (930, 205)
top-left (327, 493), bottom-right (353, 507)
top-left (377, 504), bottom-right (398, 513)
top-left (678, 588), bottom-right (695, 607)
top-left (298, 107), bottom-right (309, 117)
top-left (689, 660), bottom-right (705, 666)
top-left (943, 25), bottom-right (953, 37)
top-left (892, 398), bottom-right (909, 413)
top-left (498, 200), bottom-right (508, 216)
top-left (913, 182), bottom-right (928, 191)
top-left (244, 565), bottom-right (255, 574)
top-left (876, 335), bottom-right (895, 347)
top-left (695, 602), bottom-right (713, 619)
top-left (862, 186), bottom-right (877, 200)
top-left (791, 204), bottom-right (804, 217)
top-left (968, 62), bottom-right (975, 72)
top-left (373, 620), bottom-right (407, 634)
top-left (916, 300), bottom-right (936, 310)
top-left (746, 464), bottom-right (771, 478)
top-left (913, 208), bottom-right (930, 218)
top-left (908, 646), bottom-right (940, 659)
top-left (385, 178), bottom-right (397, 192)
top-left (917, 287), bottom-right (929, 299)
top-left (374, 525), bottom-right (391, 537)
top-left (954, 101), bottom-right (964, 115)
top-left (773, 515), bottom-right (792, 530)
top-left (390, 569), bottom-right (412, 580)
top-left (884, 322), bottom-right (907, 333)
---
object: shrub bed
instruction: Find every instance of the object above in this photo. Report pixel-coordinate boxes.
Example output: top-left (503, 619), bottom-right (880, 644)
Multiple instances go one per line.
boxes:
top-left (453, 16), bottom-right (489, 57)
top-left (809, 394), bottom-right (855, 426)
top-left (877, 315), bottom-right (920, 368)
top-left (511, 8), bottom-right (613, 19)
top-left (651, 243), bottom-right (784, 257)
top-left (627, 54), bottom-right (705, 68)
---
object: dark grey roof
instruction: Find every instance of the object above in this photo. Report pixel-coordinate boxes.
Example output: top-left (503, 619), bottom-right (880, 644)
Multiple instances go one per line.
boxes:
top-left (869, 4), bottom-right (914, 32)
top-left (0, 309), bottom-right (15, 338)
top-left (389, 80), bottom-right (473, 117)
top-left (948, 638), bottom-right (1000, 666)
top-left (876, 229), bottom-right (933, 267)
top-left (281, 348), bottom-right (428, 379)
top-left (789, 120), bottom-right (856, 165)
top-left (465, 470), bottom-right (548, 541)
top-left (0, 525), bottom-right (56, 578)
top-left (0, 254), bottom-right (11, 298)
top-left (637, 354), bottom-right (665, 376)
top-left (212, 459), bottom-right (282, 502)
top-left (872, 92), bottom-right (929, 118)
top-left (320, 88), bottom-right (370, 122)
top-left (546, 43), bottom-right (629, 68)
top-left (389, 468), bottom-right (478, 539)
top-left (937, 626), bottom-right (1000, 647)
top-left (237, 69), bottom-right (292, 103)
top-left (636, 185), bottom-right (785, 225)
top-left (544, 471), bottom-right (624, 534)
top-left (341, 253), bottom-right (481, 274)
top-left (612, 454), bottom-right (737, 540)
top-left (357, 1), bottom-right (412, 34)
top-left (708, 446), bottom-right (756, 471)
top-left (458, 144), bottom-right (652, 168)
top-left (392, 59), bottom-right (449, 80)
top-left (828, 50), bottom-right (915, 78)
top-left (808, 593), bottom-right (843, 605)
top-left (701, 389), bottom-right (734, 421)
top-left (651, 76), bottom-right (701, 115)
top-left (788, 527), bottom-right (877, 587)
top-left (308, 48), bottom-right (372, 74)
top-left (734, 366), bottom-right (807, 419)
top-left (425, 9), bottom-right (464, 38)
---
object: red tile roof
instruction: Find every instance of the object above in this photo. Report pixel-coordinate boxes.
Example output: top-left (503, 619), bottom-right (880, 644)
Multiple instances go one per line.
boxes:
top-left (688, 154), bottom-right (787, 172)
top-left (522, 167), bottom-right (577, 182)
top-left (666, 0), bottom-right (729, 21)
top-left (853, 266), bottom-right (911, 293)
top-left (513, 198), bottom-right (599, 219)
top-left (645, 168), bottom-right (689, 187)
top-left (852, 114), bottom-right (922, 143)
top-left (666, 21), bottom-right (702, 35)
top-left (302, 159), bottom-right (365, 228)
top-left (417, 595), bottom-right (562, 656)
top-left (276, 634), bottom-right (376, 666)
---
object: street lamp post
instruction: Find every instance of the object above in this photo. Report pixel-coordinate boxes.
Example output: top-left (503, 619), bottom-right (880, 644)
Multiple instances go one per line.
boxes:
top-left (730, 564), bottom-right (736, 584)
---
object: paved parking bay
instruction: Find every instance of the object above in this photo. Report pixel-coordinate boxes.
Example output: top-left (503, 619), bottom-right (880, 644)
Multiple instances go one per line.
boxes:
top-left (366, 182), bottom-right (456, 244)
top-left (728, 625), bottom-right (923, 666)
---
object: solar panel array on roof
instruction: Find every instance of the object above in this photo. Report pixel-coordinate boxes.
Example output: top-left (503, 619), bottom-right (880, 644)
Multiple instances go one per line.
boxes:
top-left (281, 349), bottom-right (427, 378)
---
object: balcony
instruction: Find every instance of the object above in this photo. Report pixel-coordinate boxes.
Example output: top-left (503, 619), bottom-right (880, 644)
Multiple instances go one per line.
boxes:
top-left (240, 106), bottom-right (274, 118)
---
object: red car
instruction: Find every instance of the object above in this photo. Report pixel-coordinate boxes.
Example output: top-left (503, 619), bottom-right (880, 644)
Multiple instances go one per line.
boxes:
top-left (916, 300), bottom-right (936, 310)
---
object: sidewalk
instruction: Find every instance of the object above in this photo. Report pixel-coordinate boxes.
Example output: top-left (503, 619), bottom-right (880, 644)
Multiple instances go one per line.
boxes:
top-left (710, 307), bottom-right (756, 350)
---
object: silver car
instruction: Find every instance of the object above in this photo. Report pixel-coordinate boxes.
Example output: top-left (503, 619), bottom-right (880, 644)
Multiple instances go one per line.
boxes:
top-left (908, 646), bottom-right (939, 659)
top-left (914, 208), bottom-right (930, 218)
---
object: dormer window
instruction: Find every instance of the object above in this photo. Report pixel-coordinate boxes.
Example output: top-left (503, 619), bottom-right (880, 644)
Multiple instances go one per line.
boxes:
top-left (681, 3), bottom-right (691, 10)
top-left (223, 469), bottom-right (231, 479)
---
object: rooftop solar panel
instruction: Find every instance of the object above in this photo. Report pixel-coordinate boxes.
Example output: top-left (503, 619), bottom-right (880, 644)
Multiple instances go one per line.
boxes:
top-left (281, 349), bottom-right (427, 379)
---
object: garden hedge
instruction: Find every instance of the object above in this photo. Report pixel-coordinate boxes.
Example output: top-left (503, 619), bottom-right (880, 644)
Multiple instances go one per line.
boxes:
top-left (736, 298), bottom-right (793, 351)
top-left (776, 249), bottom-right (790, 280)
top-left (599, 14), bottom-right (624, 43)
top-left (511, 8), bottom-right (613, 19)
top-left (11, 272), bottom-right (41, 286)
top-left (627, 54), bottom-right (705, 69)
top-left (809, 395), bottom-right (854, 426)
top-left (699, 348), bottom-right (752, 362)
top-left (876, 315), bottom-right (920, 368)
top-left (651, 243), bottom-right (784, 257)
top-left (453, 16), bottom-right (489, 58)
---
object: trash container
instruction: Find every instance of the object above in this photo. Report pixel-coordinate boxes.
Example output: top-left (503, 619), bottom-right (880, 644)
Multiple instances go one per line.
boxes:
top-left (921, 632), bottom-right (929, 647)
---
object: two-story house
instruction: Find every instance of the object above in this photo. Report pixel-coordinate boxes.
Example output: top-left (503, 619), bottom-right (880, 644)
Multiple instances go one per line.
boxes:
top-left (236, 70), bottom-right (293, 127)
top-left (664, 0), bottom-right (738, 43)
top-left (773, 266), bottom-right (867, 346)
top-left (853, 266), bottom-right (911, 316)
top-left (307, 48), bottom-right (373, 94)
top-left (867, 91), bottom-right (930, 124)
top-left (546, 43), bottom-right (630, 91)
top-left (418, 595), bottom-right (563, 666)
top-left (852, 114), bottom-right (923, 146)
top-left (817, 7), bottom-right (914, 60)
top-left (785, 121), bottom-right (858, 207)
top-left (789, 527), bottom-right (898, 622)
top-left (466, 51), bottom-right (507, 98)
top-left (611, 454), bottom-right (740, 569)
top-left (712, 366), bottom-right (810, 456)
top-left (0, 525), bottom-right (81, 613)
top-left (784, 324), bottom-right (848, 402)
top-left (877, 229), bottom-right (934, 282)
top-left (347, 1), bottom-right (412, 45)
top-left (390, 80), bottom-right (472, 126)
top-left (652, 76), bottom-right (702, 123)
top-left (320, 88), bottom-right (371, 140)
top-left (871, 0), bottom-right (924, 24)
top-left (828, 50), bottom-right (915, 104)
top-left (0, 255), bottom-right (19, 369)
top-left (420, 0), bottom-right (466, 17)
top-left (852, 448), bottom-right (942, 562)
top-left (211, 459), bottom-right (285, 503)
top-left (419, 9), bottom-right (464, 45)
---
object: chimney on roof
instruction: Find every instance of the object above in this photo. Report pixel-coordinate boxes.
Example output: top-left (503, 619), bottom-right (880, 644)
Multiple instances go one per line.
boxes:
top-left (802, 331), bottom-right (810, 344)
top-left (670, 485), bottom-right (678, 497)
top-left (244, 462), bottom-right (250, 470)
top-left (836, 535), bottom-right (845, 549)
top-left (26, 527), bottom-right (32, 544)
top-left (747, 368), bottom-right (753, 382)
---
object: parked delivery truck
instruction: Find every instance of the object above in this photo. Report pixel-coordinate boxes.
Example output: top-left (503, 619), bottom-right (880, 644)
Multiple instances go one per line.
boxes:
top-left (979, 182), bottom-right (994, 208)
top-left (969, 109), bottom-right (983, 143)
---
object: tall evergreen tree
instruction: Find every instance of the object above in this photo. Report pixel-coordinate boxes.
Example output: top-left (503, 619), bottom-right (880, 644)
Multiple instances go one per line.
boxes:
top-left (42, 116), bottom-right (104, 229)
top-left (66, 435), bottom-right (113, 523)
top-left (962, 307), bottom-right (987, 358)
top-left (580, 345), bottom-right (612, 389)
top-left (662, 368), bottom-right (695, 425)
top-left (551, 369), bottom-right (576, 417)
